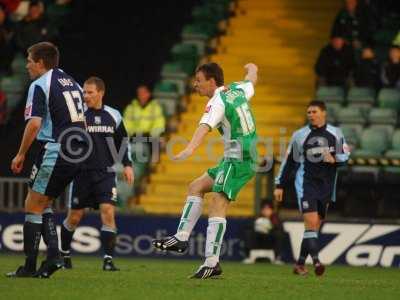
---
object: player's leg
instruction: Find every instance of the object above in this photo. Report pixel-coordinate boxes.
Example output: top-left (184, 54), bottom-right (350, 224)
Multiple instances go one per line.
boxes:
top-left (191, 160), bottom-right (254, 279)
top-left (99, 203), bottom-right (119, 271)
top-left (153, 172), bottom-right (214, 252)
top-left (6, 190), bottom-right (52, 277)
top-left (190, 192), bottom-right (228, 279)
top-left (60, 208), bottom-right (85, 268)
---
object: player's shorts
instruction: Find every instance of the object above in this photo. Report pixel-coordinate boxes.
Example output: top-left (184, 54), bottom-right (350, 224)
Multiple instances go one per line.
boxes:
top-left (29, 142), bottom-right (85, 198)
top-left (207, 158), bottom-right (255, 201)
top-left (68, 169), bottom-right (117, 210)
top-left (297, 178), bottom-right (332, 219)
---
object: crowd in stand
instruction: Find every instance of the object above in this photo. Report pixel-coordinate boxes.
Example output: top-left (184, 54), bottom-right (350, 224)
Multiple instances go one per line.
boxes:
top-left (0, 0), bottom-right (72, 125)
top-left (315, 0), bottom-right (400, 90)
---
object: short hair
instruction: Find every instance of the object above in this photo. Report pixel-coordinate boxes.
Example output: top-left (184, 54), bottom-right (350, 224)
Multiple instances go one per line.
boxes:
top-left (84, 76), bottom-right (106, 92)
top-left (308, 100), bottom-right (326, 111)
top-left (27, 42), bottom-right (59, 70)
top-left (196, 62), bottom-right (224, 86)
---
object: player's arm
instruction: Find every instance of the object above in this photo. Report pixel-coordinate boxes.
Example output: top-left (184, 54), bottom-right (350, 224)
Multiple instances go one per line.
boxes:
top-left (333, 128), bottom-right (350, 167)
top-left (11, 118), bottom-right (42, 174)
top-left (244, 63), bottom-right (258, 86)
top-left (274, 133), bottom-right (300, 202)
top-left (173, 97), bottom-right (225, 161)
top-left (173, 124), bottom-right (210, 161)
top-left (11, 85), bottom-right (46, 174)
top-left (114, 120), bottom-right (134, 185)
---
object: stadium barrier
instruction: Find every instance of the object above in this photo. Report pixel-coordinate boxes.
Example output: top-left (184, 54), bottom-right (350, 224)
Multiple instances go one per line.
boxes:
top-left (0, 177), bottom-right (69, 212)
top-left (0, 213), bottom-right (399, 268)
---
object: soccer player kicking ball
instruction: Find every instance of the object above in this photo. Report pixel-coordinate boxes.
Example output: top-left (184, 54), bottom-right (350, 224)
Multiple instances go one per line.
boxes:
top-left (274, 101), bottom-right (350, 276)
top-left (7, 42), bottom-right (88, 278)
top-left (153, 62), bottom-right (258, 279)
top-left (60, 77), bottom-right (134, 271)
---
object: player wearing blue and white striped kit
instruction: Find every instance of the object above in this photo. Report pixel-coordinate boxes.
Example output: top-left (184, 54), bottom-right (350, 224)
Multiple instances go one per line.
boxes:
top-left (274, 100), bottom-right (350, 277)
top-left (7, 42), bottom-right (89, 278)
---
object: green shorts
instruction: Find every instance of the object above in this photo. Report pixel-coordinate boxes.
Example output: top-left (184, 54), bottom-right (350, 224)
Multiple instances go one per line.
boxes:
top-left (207, 158), bottom-right (256, 201)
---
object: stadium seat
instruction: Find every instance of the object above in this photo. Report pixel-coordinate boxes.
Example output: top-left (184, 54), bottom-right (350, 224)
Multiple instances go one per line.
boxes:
top-left (340, 124), bottom-right (362, 150)
top-left (336, 107), bottom-right (366, 125)
top-left (315, 86), bottom-right (345, 104)
top-left (171, 43), bottom-right (199, 63)
top-left (0, 76), bottom-right (26, 95)
top-left (378, 88), bottom-right (400, 110)
top-left (352, 127), bottom-right (390, 159)
top-left (385, 129), bottom-right (400, 160)
top-left (153, 81), bottom-right (180, 98)
top-left (368, 108), bottom-right (398, 126)
top-left (326, 103), bottom-right (341, 124)
top-left (347, 87), bottom-right (375, 107)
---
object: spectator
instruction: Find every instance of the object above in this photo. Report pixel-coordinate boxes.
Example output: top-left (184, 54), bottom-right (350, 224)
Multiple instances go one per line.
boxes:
top-left (0, 3), bottom-right (14, 75)
top-left (315, 36), bottom-right (355, 87)
top-left (353, 47), bottom-right (380, 88)
top-left (14, 0), bottom-right (57, 53)
top-left (124, 84), bottom-right (166, 138)
top-left (242, 201), bottom-right (286, 264)
top-left (381, 46), bottom-right (400, 89)
top-left (331, 0), bottom-right (374, 49)
top-left (123, 84), bottom-right (166, 168)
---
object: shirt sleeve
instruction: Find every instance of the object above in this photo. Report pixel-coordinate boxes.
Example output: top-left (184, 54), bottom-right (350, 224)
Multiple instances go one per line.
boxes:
top-left (335, 127), bottom-right (350, 165)
top-left (275, 133), bottom-right (300, 188)
top-left (114, 120), bottom-right (133, 167)
top-left (236, 80), bottom-right (255, 100)
top-left (25, 84), bottom-right (46, 121)
top-left (199, 96), bottom-right (225, 129)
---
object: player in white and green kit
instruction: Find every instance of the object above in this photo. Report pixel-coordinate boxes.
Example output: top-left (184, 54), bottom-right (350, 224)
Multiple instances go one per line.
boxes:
top-left (153, 62), bottom-right (258, 279)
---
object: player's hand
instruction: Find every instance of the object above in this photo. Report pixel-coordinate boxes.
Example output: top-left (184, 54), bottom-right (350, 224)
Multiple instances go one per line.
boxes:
top-left (274, 188), bottom-right (284, 202)
top-left (244, 63), bottom-right (258, 73)
top-left (11, 153), bottom-right (25, 174)
top-left (323, 150), bottom-right (336, 164)
top-left (123, 166), bottom-right (134, 185)
top-left (172, 148), bottom-right (193, 161)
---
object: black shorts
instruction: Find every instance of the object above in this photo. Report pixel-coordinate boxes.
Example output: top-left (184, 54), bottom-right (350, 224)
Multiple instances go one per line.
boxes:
top-left (297, 179), bottom-right (333, 219)
top-left (68, 169), bottom-right (117, 210)
top-left (299, 197), bottom-right (330, 219)
top-left (29, 142), bottom-right (84, 198)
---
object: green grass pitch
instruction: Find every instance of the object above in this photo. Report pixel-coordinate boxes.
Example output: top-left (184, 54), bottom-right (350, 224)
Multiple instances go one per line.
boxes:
top-left (0, 255), bottom-right (399, 300)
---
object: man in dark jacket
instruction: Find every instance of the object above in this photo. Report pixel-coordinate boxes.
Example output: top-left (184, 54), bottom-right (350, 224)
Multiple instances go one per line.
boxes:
top-left (315, 36), bottom-right (355, 87)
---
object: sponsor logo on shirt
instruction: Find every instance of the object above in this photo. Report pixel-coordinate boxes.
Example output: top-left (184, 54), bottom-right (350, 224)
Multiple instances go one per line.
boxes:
top-left (87, 125), bottom-right (114, 133)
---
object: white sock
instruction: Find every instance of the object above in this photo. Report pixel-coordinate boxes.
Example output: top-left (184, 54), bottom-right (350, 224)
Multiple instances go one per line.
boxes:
top-left (204, 217), bottom-right (227, 267)
top-left (174, 196), bottom-right (203, 241)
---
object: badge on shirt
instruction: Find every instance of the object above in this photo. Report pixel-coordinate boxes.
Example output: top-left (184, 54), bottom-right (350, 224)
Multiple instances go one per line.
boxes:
top-left (95, 116), bottom-right (101, 124)
top-left (205, 105), bottom-right (211, 113)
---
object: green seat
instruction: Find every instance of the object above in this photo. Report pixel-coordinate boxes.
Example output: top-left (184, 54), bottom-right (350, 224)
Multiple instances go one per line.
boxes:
top-left (326, 103), bottom-right (341, 123)
top-left (5, 93), bottom-right (23, 111)
top-left (153, 81), bottom-right (180, 99)
top-left (161, 61), bottom-right (189, 80)
top-left (385, 130), bottom-right (400, 160)
top-left (373, 30), bottom-right (397, 45)
top-left (158, 98), bottom-right (179, 118)
top-left (352, 128), bottom-right (390, 159)
top-left (315, 86), bottom-right (345, 104)
top-left (378, 88), bottom-right (400, 110)
top-left (341, 124), bottom-right (363, 149)
top-left (336, 107), bottom-right (366, 125)
top-left (181, 24), bottom-right (213, 41)
top-left (0, 76), bottom-right (26, 94)
top-left (11, 54), bottom-right (27, 75)
top-left (347, 87), bottom-right (375, 107)
top-left (171, 43), bottom-right (199, 61)
top-left (369, 108), bottom-right (397, 125)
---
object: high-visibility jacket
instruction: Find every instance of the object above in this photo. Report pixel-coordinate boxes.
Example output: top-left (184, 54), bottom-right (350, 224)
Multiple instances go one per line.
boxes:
top-left (123, 99), bottom-right (165, 136)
